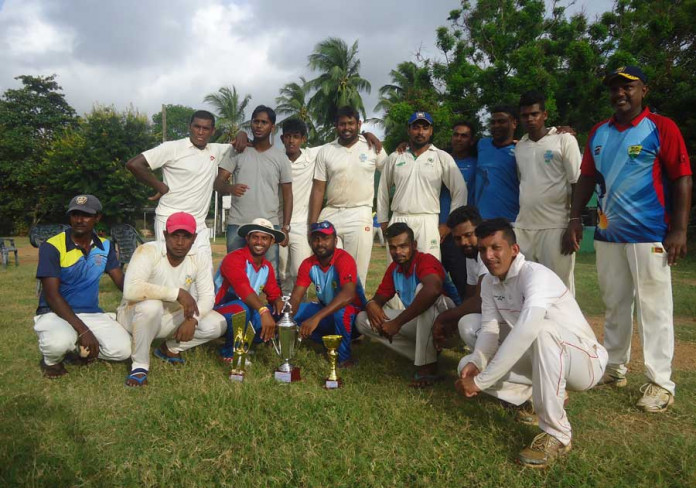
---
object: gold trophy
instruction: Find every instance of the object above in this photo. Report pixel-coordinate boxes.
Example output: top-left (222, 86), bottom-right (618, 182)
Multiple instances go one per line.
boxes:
top-left (229, 313), bottom-right (256, 382)
top-left (322, 334), bottom-right (343, 389)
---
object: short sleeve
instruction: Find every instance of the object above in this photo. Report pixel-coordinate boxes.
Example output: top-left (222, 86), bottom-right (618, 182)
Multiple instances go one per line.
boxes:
top-left (375, 147), bottom-right (388, 172)
top-left (561, 133), bottom-right (581, 184)
top-left (651, 114), bottom-right (692, 180)
top-left (334, 252), bottom-right (358, 285)
top-left (375, 263), bottom-right (397, 300)
top-left (580, 122), bottom-right (604, 177)
top-left (263, 262), bottom-right (282, 302)
top-left (414, 253), bottom-right (445, 282)
top-left (142, 142), bottom-right (173, 171)
top-left (279, 154), bottom-right (293, 184)
top-left (313, 146), bottom-right (328, 182)
top-left (104, 240), bottom-right (120, 271)
top-left (219, 252), bottom-right (254, 300)
top-left (219, 153), bottom-right (238, 174)
top-left (36, 242), bottom-right (61, 278)
top-left (296, 258), bottom-right (314, 288)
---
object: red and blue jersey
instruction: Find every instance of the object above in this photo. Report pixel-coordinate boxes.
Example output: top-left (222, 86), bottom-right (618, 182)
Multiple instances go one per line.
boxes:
top-left (581, 107), bottom-right (691, 243)
top-left (296, 248), bottom-right (366, 308)
top-left (214, 246), bottom-right (281, 305)
top-left (375, 251), bottom-right (447, 307)
top-left (474, 138), bottom-right (518, 221)
top-left (36, 230), bottom-right (118, 314)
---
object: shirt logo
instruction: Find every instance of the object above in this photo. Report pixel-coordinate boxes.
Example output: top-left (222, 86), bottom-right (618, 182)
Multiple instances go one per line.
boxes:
top-left (76, 195), bottom-right (88, 205)
top-left (493, 294), bottom-right (505, 301)
top-left (185, 275), bottom-right (193, 286)
top-left (594, 145), bottom-right (602, 156)
top-left (359, 153), bottom-right (368, 162)
top-left (210, 155), bottom-right (215, 161)
top-left (628, 145), bottom-right (642, 158)
top-left (94, 254), bottom-right (103, 266)
top-left (332, 281), bottom-right (338, 289)
top-left (543, 150), bottom-right (553, 164)
top-left (364, 226), bottom-right (370, 232)
top-left (425, 157), bottom-right (434, 167)
top-left (396, 160), bottom-right (406, 167)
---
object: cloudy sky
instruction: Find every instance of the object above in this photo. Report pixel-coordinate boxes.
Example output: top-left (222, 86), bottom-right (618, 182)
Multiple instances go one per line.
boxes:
top-left (0, 0), bottom-right (613, 126)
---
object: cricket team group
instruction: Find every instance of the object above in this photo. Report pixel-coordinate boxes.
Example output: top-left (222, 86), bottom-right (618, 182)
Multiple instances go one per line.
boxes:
top-left (33, 65), bottom-right (692, 467)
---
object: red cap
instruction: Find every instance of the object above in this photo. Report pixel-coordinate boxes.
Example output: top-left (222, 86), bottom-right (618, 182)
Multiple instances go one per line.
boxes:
top-left (166, 212), bottom-right (196, 234)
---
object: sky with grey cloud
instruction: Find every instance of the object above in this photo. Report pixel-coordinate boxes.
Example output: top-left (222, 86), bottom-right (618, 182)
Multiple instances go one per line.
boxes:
top-left (0, 0), bottom-right (613, 127)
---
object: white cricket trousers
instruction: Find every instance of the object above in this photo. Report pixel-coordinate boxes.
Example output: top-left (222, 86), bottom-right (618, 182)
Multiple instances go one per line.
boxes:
top-left (117, 300), bottom-right (226, 371)
top-left (356, 293), bottom-right (453, 367)
top-left (388, 213), bottom-right (441, 260)
top-left (318, 206), bottom-right (373, 285)
top-left (594, 240), bottom-right (675, 395)
top-left (278, 223), bottom-right (312, 295)
top-left (515, 228), bottom-right (575, 295)
top-left (458, 314), bottom-right (607, 445)
top-left (33, 312), bottom-right (131, 366)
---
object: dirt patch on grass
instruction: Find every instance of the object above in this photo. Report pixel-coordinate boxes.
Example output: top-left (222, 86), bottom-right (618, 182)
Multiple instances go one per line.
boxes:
top-left (587, 316), bottom-right (696, 371)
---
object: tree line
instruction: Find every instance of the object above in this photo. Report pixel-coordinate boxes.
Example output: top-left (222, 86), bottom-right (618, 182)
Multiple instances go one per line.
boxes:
top-left (0, 0), bottom-right (693, 234)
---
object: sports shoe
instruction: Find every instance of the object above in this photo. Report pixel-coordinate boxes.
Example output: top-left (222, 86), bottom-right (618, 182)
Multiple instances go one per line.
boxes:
top-left (636, 383), bottom-right (674, 413)
top-left (518, 432), bottom-right (571, 468)
top-left (598, 371), bottom-right (627, 388)
top-left (515, 401), bottom-right (538, 425)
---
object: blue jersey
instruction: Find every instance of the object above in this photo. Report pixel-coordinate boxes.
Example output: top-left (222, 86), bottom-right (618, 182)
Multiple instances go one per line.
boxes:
top-left (36, 230), bottom-right (118, 315)
top-left (582, 108), bottom-right (692, 243)
top-left (297, 249), bottom-right (366, 308)
top-left (474, 138), bottom-right (518, 221)
top-left (439, 155), bottom-right (477, 224)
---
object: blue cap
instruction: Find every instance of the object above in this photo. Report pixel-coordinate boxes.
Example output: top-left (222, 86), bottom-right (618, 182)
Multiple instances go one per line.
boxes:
top-left (603, 65), bottom-right (647, 85)
top-left (408, 111), bottom-right (433, 126)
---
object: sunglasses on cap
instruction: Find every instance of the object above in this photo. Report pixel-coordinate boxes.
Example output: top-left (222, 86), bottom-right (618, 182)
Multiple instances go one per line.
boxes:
top-left (310, 221), bottom-right (336, 233)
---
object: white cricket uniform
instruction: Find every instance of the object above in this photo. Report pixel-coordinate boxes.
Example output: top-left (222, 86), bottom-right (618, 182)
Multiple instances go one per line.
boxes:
top-left (314, 136), bottom-right (388, 284)
top-left (514, 128), bottom-right (581, 293)
top-left (377, 145), bottom-right (467, 260)
top-left (116, 241), bottom-right (226, 371)
top-left (278, 146), bottom-right (320, 293)
top-left (143, 137), bottom-right (233, 265)
top-left (458, 254), bottom-right (607, 445)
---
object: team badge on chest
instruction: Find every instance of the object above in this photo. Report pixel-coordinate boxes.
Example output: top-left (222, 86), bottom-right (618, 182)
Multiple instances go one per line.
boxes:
top-left (627, 145), bottom-right (642, 158)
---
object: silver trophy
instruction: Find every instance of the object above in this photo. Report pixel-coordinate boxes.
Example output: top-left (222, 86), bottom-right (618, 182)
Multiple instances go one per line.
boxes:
top-left (272, 296), bottom-right (302, 382)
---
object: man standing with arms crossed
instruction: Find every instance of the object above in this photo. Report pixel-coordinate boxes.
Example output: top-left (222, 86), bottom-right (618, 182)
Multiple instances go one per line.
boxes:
top-left (308, 106), bottom-right (388, 285)
top-left (515, 91), bottom-right (581, 293)
top-left (563, 66), bottom-right (692, 412)
top-left (377, 112), bottom-right (467, 260)
top-left (126, 110), bottom-right (231, 270)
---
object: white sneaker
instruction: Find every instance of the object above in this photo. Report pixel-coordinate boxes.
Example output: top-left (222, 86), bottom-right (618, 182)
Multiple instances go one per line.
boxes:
top-left (636, 383), bottom-right (674, 413)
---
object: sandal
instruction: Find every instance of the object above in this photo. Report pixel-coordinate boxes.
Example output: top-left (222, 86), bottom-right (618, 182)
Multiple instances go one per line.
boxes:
top-left (125, 368), bottom-right (148, 387)
top-left (40, 359), bottom-right (67, 379)
top-left (409, 372), bottom-right (443, 388)
top-left (154, 347), bottom-right (185, 365)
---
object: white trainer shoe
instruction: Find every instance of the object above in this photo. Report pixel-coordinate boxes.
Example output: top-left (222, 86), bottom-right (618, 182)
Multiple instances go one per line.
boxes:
top-left (636, 383), bottom-right (674, 413)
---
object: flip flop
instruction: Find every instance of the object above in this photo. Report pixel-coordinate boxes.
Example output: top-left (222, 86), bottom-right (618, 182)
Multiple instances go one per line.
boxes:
top-left (409, 372), bottom-right (443, 388)
top-left (125, 368), bottom-right (148, 387)
top-left (154, 348), bottom-right (185, 365)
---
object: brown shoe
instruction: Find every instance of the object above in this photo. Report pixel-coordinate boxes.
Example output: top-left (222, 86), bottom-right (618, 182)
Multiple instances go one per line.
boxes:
top-left (518, 432), bottom-right (571, 468)
top-left (515, 401), bottom-right (538, 425)
top-left (40, 359), bottom-right (67, 379)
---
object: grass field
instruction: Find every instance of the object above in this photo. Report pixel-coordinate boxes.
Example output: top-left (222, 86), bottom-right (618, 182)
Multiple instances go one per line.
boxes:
top-left (1, 237), bottom-right (695, 487)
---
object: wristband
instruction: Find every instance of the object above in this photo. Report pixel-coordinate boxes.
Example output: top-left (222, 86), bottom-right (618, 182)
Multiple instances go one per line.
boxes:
top-left (258, 306), bottom-right (270, 316)
top-left (569, 217), bottom-right (581, 222)
top-left (78, 330), bottom-right (90, 339)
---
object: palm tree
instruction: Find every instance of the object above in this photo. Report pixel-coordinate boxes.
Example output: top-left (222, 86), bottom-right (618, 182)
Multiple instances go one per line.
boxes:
top-left (203, 85), bottom-right (252, 142)
top-left (306, 37), bottom-right (371, 137)
top-left (275, 77), bottom-right (319, 143)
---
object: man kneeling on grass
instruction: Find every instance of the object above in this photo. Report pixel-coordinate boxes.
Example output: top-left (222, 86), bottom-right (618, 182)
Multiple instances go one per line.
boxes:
top-left (356, 223), bottom-right (454, 387)
top-left (34, 194), bottom-right (131, 378)
top-left (117, 212), bottom-right (226, 387)
top-left (287, 221), bottom-right (367, 367)
top-left (455, 219), bottom-right (607, 468)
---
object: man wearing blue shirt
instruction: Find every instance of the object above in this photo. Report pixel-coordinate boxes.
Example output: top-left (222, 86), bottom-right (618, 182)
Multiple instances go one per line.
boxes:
top-left (33, 195), bottom-right (131, 378)
top-left (474, 106), bottom-right (519, 222)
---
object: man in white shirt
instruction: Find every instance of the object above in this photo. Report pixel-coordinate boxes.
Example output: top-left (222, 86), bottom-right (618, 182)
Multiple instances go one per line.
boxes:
top-left (308, 106), bottom-right (388, 285)
top-left (377, 111), bottom-right (467, 261)
top-left (126, 110), bottom-right (232, 269)
top-left (515, 91), bottom-right (581, 293)
top-left (431, 205), bottom-right (487, 351)
top-left (117, 212), bottom-right (226, 387)
top-left (456, 218), bottom-right (607, 468)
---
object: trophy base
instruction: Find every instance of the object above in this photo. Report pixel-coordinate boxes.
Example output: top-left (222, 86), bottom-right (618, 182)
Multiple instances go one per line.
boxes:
top-left (229, 370), bottom-right (245, 382)
top-left (324, 377), bottom-right (343, 389)
top-left (274, 367), bottom-right (301, 383)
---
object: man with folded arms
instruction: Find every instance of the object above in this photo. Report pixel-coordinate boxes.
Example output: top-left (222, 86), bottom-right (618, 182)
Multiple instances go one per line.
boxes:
top-left (117, 212), bottom-right (226, 387)
top-left (456, 219), bottom-right (607, 468)
top-left (34, 194), bottom-right (131, 378)
top-left (356, 223), bottom-right (454, 387)
top-left (214, 218), bottom-right (285, 359)
top-left (288, 221), bottom-right (367, 367)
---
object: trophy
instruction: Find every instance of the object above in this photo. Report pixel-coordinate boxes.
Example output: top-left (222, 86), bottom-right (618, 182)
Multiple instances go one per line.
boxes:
top-left (322, 334), bottom-right (343, 389)
top-left (229, 313), bottom-right (256, 382)
top-left (271, 296), bottom-right (302, 383)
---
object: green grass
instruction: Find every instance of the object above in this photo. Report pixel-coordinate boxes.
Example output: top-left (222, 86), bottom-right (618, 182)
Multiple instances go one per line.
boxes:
top-left (1, 238), bottom-right (695, 487)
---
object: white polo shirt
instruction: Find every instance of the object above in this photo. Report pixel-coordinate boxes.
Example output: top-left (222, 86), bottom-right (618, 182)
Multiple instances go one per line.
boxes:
top-left (514, 127), bottom-right (581, 230)
top-left (143, 137), bottom-right (233, 224)
top-left (466, 254), bottom-right (487, 286)
top-left (376, 145), bottom-right (467, 223)
top-left (285, 146), bottom-right (321, 225)
top-left (471, 254), bottom-right (599, 390)
top-left (120, 241), bottom-right (215, 317)
top-left (313, 135), bottom-right (388, 208)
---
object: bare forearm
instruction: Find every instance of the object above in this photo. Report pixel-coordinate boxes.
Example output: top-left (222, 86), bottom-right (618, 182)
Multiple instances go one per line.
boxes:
top-left (313, 288), bottom-right (356, 322)
top-left (44, 289), bottom-right (89, 333)
top-left (393, 285), bottom-right (441, 328)
top-left (282, 184), bottom-right (293, 227)
top-left (126, 156), bottom-right (167, 193)
top-left (569, 174), bottom-right (596, 218)
top-left (307, 180), bottom-right (325, 224)
top-left (671, 176), bottom-right (693, 231)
